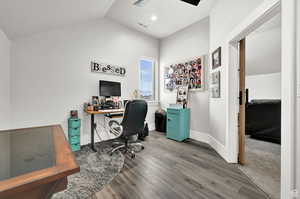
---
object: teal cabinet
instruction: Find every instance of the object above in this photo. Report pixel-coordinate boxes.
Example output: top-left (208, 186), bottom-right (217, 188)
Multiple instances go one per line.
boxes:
top-left (167, 108), bottom-right (190, 141)
top-left (68, 118), bottom-right (81, 128)
top-left (68, 118), bottom-right (81, 152)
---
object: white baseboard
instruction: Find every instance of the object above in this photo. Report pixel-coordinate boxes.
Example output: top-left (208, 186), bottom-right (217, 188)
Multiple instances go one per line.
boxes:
top-left (148, 122), bottom-right (155, 131)
top-left (209, 135), bottom-right (228, 161)
top-left (190, 130), bottom-right (210, 143)
top-left (190, 130), bottom-right (228, 161)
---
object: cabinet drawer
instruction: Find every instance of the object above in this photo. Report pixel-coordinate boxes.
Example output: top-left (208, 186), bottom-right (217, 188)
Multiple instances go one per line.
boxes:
top-left (167, 116), bottom-right (180, 128)
top-left (167, 111), bottom-right (180, 121)
top-left (69, 128), bottom-right (80, 136)
top-left (68, 119), bottom-right (81, 128)
top-left (167, 108), bottom-right (181, 115)
top-left (69, 135), bottom-right (80, 144)
top-left (71, 143), bottom-right (81, 152)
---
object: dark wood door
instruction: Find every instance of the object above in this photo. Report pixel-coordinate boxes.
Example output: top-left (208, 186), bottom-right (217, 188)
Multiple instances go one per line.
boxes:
top-left (238, 38), bottom-right (246, 165)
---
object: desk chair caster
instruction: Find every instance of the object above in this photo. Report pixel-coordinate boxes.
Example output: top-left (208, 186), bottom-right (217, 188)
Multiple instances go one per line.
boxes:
top-left (109, 142), bottom-right (144, 159)
top-left (130, 151), bottom-right (135, 159)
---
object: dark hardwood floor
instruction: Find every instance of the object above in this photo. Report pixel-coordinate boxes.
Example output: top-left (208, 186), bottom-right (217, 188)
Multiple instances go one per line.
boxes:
top-left (96, 132), bottom-right (270, 199)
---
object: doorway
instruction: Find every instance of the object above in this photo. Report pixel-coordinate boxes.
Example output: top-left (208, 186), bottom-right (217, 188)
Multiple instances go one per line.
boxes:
top-left (226, 0), bottom-right (297, 198)
top-left (237, 14), bottom-right (282, 198)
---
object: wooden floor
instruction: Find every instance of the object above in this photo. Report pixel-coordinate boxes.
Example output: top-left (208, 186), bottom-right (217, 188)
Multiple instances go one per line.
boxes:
top-left (96, 132), bottom-right (270, 199)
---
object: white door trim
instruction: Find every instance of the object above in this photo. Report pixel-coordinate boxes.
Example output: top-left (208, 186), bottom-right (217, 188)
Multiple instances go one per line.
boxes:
top-left (281, 0), bottom-right (297, 198)
top-left (226, 0), bottom-right (297, 198)
top-left (226, 0), bottom-right (281, 163)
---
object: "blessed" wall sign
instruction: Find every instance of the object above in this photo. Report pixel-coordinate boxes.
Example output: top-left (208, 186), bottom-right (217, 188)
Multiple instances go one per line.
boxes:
top-left (91, 61), bottom-right (126, 76)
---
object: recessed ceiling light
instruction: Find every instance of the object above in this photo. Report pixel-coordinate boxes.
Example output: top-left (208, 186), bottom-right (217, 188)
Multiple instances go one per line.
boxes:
top-left (151, 15), bottom-right (157, 21)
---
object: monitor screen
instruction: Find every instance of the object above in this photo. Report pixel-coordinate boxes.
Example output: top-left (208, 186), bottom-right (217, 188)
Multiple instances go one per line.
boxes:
top-left (99, 80), bottom-right (121, 97)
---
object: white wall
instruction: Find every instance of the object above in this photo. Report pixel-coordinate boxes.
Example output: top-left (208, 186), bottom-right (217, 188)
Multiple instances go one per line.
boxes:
top-left (296, 0), bottom-right (300, 193)
top-left (209, 0), bottom-right (264, 146)
top-left (159, 18), bottom-right (210, 136)
top-left (0, 29), bottom-right (11, 130)
top-left (10, 18), bottom-right (159, 145)
top-left (246, 27), bottom-right (281, 75)
top-left (246, 73), bottom-right (281, 100)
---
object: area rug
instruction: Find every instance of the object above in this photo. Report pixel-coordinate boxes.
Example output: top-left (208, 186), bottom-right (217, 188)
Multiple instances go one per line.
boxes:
top-left (52, 141), bottom-right (124, 199)
top-left (238, 137), bottom-right (281, 199)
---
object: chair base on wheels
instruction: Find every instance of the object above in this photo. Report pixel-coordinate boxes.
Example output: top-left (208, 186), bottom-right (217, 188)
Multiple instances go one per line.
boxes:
top-left (109, 141), bottom-right (145, 159)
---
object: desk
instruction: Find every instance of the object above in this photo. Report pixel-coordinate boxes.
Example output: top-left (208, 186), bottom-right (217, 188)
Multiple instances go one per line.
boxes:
top-left (85, 109), bottom-right (124, 152)
top-left (0, 125), bottom-right (79, 199)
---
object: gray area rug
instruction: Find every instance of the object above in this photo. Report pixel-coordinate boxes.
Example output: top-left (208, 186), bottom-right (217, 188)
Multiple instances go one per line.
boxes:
top-left (238, 137), bottom-right (281, 199)
top-left (52, 141), bottom-right (124, 199)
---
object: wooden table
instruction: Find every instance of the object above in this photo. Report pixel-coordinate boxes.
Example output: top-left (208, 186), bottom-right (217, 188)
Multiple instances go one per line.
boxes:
top-left (85, 109), bottom-right (124, 152)
top-left (0, 125), bottom-right (80, 199)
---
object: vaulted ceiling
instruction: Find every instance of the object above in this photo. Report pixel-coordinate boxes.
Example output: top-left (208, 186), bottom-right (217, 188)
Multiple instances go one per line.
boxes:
top-left (0, 0), bottom-right (115, 39)
top-left (0, 0), bottom-right (215, 39)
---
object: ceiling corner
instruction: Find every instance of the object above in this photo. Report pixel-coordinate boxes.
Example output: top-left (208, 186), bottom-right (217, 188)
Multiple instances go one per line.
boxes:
top-left (103, 0), bottom-right (117, 17)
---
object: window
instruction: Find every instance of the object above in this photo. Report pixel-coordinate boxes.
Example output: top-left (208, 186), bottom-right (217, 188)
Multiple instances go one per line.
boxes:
top-left (139, 59), bottom-right (155, 100)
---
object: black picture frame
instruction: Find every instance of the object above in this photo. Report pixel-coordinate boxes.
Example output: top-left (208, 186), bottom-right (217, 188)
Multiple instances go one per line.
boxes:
top-left (212, 47), bottom-right (222, 69)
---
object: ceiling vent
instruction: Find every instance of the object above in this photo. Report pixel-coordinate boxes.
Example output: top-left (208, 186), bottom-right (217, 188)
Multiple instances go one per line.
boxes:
top-left (133, 0), bottom-right (150, 7)
top-left (138, 22), bottom-right (148, 28)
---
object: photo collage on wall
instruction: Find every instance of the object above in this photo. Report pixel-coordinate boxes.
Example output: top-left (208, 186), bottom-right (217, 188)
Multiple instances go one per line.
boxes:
top-left (164, 56), bottom-right (205, 92)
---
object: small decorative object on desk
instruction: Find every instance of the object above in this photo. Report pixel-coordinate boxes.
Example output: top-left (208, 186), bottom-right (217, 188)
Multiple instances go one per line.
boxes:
top-left (112, 97), bottom-right (121, 108)
top-left (70, 110), bottom-right (78, 118)
top-left (83, 103), bottom-right (89, 111)
top-left (87, 103), bottom-right (94, 111)
top-left (176, 86), bottom-right (189, 109)
top-left (92, 96), bottom-right (100, 105)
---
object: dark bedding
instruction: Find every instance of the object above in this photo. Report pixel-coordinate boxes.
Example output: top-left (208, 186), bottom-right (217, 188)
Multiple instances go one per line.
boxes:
top-left (245, 99), bottom-right (281, 144)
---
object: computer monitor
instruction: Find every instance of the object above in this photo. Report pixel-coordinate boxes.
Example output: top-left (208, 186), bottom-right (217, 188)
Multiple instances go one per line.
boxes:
top-left (99, 80), bottom-right (121, 97)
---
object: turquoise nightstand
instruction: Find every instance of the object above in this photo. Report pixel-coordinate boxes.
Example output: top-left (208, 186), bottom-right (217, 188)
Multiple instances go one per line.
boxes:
top-left (166, 108), bottom-right (190, 141)
top-left (68, 118), bottom-right (81, 151)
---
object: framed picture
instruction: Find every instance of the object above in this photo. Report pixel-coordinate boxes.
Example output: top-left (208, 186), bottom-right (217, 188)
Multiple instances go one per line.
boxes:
top-left (211, 71), bottom-right (221, 98)
top-left (212, 47), bottom-right (221, 69)
top-left (176, 86), bottom-right (189, 108)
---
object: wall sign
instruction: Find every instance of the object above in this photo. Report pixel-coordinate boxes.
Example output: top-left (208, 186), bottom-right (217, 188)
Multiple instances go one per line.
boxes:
top-left (91, 61), bottom-right (126, 76)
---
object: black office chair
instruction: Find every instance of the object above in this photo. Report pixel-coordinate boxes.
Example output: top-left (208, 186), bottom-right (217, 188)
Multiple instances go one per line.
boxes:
top-left (108, 100), bottom-right (148, 158)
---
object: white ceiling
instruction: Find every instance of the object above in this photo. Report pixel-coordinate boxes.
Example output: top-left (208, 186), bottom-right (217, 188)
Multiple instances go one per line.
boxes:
top-left (107, 0), bottom-right (215, 38)
top-left (0, 0), bottom-right (220, 41)
top-left (0, 0), bottom-right (115, 39)
top-left (0, 0), bottom-right (215, 40)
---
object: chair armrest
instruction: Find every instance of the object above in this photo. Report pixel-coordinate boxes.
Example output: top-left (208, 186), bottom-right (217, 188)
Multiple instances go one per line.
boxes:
top-left (108, 120), bottom-right (123, 137)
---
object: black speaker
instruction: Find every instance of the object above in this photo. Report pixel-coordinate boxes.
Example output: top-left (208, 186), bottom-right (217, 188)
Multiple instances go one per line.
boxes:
top-left (180, 0), bottom-right (201, 6)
